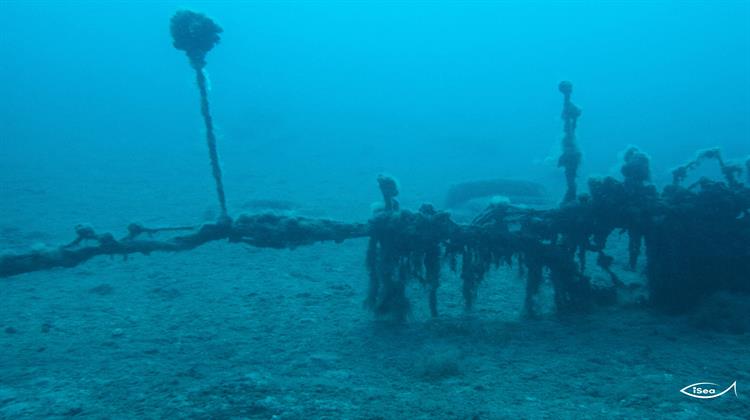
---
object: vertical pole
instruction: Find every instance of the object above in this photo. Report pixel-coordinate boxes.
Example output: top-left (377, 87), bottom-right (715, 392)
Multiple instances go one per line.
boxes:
top-left (195, 67), bottom-right (228, 218)
top-left (558, 81), bottom-right (582, 203)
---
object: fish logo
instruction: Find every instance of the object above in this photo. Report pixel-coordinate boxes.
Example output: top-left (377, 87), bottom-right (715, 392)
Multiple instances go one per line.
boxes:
top-left (680, 381), bottom-right (738, 399)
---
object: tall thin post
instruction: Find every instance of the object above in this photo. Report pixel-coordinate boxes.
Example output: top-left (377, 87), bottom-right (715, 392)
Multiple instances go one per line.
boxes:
top-left (170, 10), bottom-right (228, 219)
top-left (558, 81), bottom-right (582, 203)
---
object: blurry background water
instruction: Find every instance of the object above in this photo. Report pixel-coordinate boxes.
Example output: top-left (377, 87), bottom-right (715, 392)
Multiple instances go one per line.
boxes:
top-left (2, 1), bottom-right (748, 233)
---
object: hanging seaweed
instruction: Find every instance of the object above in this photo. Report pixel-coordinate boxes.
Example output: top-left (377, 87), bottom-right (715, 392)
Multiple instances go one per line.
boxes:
top-left (365, 175), bottom-right (453, 319)
top-left (647, 149), bottom-right (750, 313)
top-left (444, 201), bottom-right (517, 311)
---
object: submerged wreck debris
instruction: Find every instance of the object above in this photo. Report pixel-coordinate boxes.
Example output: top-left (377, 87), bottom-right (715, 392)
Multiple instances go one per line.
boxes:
top-left (1, 72), bottom-right (748, 322)
top-left (377, 174), bottom-right (400, 212)
top-left (365, 175), bottom-right (452, 319)
top-left (557, 81), bottom-right (582, 203)
top-left (651, 150), bottom-right (750, 313)
top-left (671, 147), bottom-right (745, 189)
top-left (1, 76), bottom-right (748, 321)
top-left (619, 146), bottom-right (654, 270)
top-left (1, 137), bottom-right (748, 321)
top-left (1, 11), bottom-right (748, 324)
top-left (0, 216), bottom-right (368, 278)
top-left (4, 129), bottom-right (745, 319)
top-left (171, 10), bottom-right (229, 219)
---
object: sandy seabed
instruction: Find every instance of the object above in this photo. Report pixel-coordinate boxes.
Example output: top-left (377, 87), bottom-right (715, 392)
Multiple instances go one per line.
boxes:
top-left (1, 170), bottom-right (748, 419)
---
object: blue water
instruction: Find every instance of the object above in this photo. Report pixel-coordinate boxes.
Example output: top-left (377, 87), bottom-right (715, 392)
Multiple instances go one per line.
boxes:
top-left (2, 2), bottom-right (748, 189)
top-left (1, 1), bottom-right (748, 418)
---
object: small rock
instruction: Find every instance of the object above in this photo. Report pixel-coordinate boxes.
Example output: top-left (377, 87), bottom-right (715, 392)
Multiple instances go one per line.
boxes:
top-left (643, 372), bottom-right (673, 383)
top-left (63, 407), bottom-right (83, 416)
top-left (309, 353), bottom-right (340, 369)
top-left (151, 287), bottom-right (181, 300)
top-left (657, 401), bottom-right (678, 412)
top-left (253, 395), bottom-right (281, 413)
top-left (323, 369), bottom-right (352, 381)
top-left (2, 401), bottom-right (31, 417)
top-left (622, 393), bottom-right (650, 407)
top-left (243, 372), bottom-right (270, 389)
top-left (88, 284), bottom-right (114, 296)
top-left (0, 386), bottom-right (17, 404)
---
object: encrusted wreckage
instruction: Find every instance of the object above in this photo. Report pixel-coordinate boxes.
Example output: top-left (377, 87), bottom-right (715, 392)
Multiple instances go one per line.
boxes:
top-left (1, 11), bottom-right (748, 322)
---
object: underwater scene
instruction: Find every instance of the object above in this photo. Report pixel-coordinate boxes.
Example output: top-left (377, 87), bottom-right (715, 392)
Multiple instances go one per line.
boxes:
top-left (1, 1), bottom-right (749, 418)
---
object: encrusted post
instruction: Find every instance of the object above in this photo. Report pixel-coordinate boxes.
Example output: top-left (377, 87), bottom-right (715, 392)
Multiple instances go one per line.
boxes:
top-left (171, 10), bottom-right (229, 220)
top-left (365, 175), bottom-right (450, 320)
top-left (365, 175), bottom-right (408, 320)
top-left (558, 81), bottom-right (582, 203)
top-left (377, 174), bottom-right (400, 212)
top-left (620, 146), bottom-right (652, 270)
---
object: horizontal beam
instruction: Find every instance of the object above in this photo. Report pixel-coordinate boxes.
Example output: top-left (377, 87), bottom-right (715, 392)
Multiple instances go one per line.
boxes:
top-left (0, 214), bottom-right (369, 278)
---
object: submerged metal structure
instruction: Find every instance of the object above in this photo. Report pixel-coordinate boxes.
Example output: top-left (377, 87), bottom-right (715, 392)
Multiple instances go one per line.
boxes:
top-left (2, 11), bottom-right (748, 320)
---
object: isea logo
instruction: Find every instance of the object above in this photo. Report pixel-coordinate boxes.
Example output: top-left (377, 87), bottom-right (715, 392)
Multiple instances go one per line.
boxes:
top-left (680, 381), bottom-right (738, 399)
